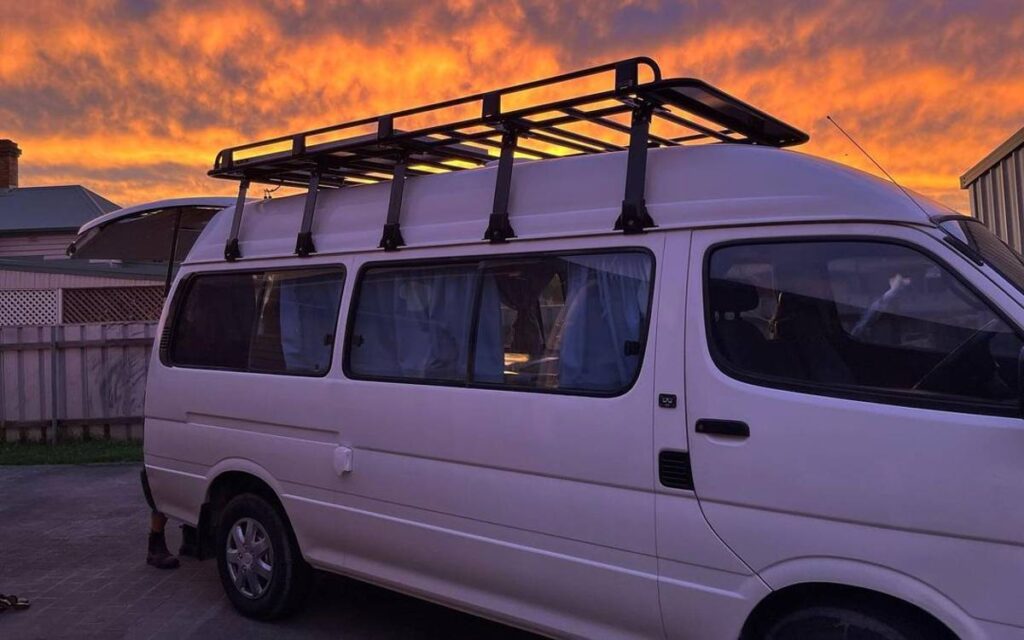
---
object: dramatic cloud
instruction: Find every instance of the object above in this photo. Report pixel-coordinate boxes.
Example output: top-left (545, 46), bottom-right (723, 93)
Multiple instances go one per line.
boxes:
top-left (1, 0), bottom-right (1021, 210)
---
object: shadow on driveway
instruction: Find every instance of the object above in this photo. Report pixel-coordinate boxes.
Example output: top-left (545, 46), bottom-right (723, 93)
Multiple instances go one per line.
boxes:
top-left (0, 464), bottom-right (539, 639)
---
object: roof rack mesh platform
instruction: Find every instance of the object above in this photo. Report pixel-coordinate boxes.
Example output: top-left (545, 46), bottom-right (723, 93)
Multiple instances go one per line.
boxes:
top-left (209, 57), bottom-right (808, 260)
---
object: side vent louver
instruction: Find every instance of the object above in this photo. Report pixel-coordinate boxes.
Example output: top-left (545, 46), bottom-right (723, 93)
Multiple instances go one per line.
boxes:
top-left (659, 450), bottom-right (694, 490)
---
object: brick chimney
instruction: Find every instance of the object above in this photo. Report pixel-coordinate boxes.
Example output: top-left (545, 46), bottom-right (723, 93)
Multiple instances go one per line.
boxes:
top-left (0, 139), bottom-right (22, 189)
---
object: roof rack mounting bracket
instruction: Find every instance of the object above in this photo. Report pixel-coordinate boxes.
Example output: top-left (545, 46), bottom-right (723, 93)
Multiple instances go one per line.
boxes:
top-left (224, 178), bottom-right (250, 261)
top-left (379, 158), bottom-right (408, 251)
top-left (295, 165), bottom-right (323, 257)
top-left (615, 101), bottom-right (657, 234)
top-left (484, 129), bottom-right (518, 243)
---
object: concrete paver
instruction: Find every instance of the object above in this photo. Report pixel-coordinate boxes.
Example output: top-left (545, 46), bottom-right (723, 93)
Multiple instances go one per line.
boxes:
top-left (0, 464), bottom-right (536, 639)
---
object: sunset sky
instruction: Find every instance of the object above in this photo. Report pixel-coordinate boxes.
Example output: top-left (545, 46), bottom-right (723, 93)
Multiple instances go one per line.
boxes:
top-left (2, 0), bottom-right (1022, 212)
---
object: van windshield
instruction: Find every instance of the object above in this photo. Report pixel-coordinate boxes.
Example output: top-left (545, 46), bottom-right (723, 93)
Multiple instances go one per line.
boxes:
top-left (957, 219), bottom-right (1024, 295)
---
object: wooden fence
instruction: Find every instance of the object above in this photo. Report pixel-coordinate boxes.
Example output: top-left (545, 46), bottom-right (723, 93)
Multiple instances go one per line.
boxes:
top-left (0, 322), bottom-right (158, 442)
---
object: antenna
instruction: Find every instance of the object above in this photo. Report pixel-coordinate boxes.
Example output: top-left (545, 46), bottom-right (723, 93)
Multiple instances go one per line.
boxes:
top-left (826, 115), bottom-right (932, 218)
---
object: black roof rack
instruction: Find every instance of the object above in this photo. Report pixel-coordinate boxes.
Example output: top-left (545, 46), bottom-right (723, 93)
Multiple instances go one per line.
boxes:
top-left (209, 57), bottom-right (808, 260)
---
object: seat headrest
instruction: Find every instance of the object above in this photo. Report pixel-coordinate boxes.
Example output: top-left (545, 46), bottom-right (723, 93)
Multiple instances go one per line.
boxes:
top-left (710, 279), bottom-right (759, 314)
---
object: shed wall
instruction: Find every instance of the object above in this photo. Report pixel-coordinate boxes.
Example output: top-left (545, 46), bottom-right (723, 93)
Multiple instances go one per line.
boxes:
top-left (0, 233), bottom-right (77, 258)
top-left (968, 144), bottom-right (1024, 253)
top-left (0, 270), bottom-right (159, 290)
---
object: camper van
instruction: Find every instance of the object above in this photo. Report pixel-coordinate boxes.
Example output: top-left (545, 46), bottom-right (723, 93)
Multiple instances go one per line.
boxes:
top-left (78, 58), bottom-right (1024, 639)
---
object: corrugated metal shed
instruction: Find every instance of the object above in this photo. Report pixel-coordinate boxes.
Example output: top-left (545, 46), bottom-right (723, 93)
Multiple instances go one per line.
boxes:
top-left (961, 126), bottom-right (1024, 252)
top-left (0, 185), bottom-right (120, 234)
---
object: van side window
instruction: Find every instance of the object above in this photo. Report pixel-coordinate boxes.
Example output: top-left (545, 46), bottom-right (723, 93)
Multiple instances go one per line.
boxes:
top-left (473, 253), bottom-right (652, 392)
top-left (707, 241), bottom-right (1023, 411)
top-left (170, 268), bottom-right (345, 376)
top-left (346, 251), bottom-right (653, 394)
top-left (347, 264), bottom-right (478, 381)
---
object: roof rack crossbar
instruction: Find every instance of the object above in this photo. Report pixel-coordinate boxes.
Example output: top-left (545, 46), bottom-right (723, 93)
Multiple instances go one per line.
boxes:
top-left (295, 165), bottom-right (323, 256)
top-left (532, 124), bottom-right (622, 153)
top-left (559, 106), bottom-right (678, 147)
top-left (615, 101), bottom-right (657, 234)
top-left (484, 130), bottom-right (519, 243)
top-left (654, 109), bottom-right (737, 144)
top-left (469, 136), bottom-right (555, 160)
top-left (224, 178), bottom-right (250, 261)
top-left (379, 159), bottom-right (408, 251)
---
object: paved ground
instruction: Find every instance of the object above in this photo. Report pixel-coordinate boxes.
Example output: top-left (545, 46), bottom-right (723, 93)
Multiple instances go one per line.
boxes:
top-left (0, 464), bottom-right (538, 640)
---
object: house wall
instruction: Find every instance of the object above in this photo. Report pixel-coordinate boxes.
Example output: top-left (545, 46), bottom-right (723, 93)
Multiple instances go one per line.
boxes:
top-left (0, 269), bottom-right (159, 290)
top-left (0, 232), bottom-right (78, 258)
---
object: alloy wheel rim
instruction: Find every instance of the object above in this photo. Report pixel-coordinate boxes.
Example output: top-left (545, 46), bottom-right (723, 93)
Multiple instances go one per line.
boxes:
top-left (225, 517), bottom-right (274, 599)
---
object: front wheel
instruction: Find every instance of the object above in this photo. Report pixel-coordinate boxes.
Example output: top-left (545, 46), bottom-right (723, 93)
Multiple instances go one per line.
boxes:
top-left (758, 600), bottom-right (950, 640)
top-left (215, 493), bottom-right (312, 620)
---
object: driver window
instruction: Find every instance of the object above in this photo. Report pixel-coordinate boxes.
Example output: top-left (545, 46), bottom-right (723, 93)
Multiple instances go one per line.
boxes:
top-left (707, 240), bottom-right (1023, 410)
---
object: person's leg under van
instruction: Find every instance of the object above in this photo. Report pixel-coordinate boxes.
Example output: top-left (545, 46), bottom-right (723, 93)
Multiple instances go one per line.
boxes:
top-left (141, 470), bottom-right (179, 570)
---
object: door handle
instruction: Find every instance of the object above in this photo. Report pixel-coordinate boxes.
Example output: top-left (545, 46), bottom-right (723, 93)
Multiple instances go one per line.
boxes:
top-left (333, 446), bottom-right (354, 476)
top-left (695, 419), bottom-right (749, 439)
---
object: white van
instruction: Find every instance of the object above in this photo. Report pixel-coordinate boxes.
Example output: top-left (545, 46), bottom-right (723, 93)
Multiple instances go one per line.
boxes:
top-left (86, 59), bottom-right (1024, 639)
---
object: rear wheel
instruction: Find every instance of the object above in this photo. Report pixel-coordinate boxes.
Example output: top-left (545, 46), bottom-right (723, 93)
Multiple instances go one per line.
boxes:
top-left (757, 599), bottom-right (949, 640)
top-left (215, 493), bottom-right (312, 620)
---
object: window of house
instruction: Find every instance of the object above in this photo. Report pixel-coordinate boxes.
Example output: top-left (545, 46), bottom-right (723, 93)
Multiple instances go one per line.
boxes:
top-left (170, 268), bottom-right (345, 375)
top-left (346, 251), bottom-right (653, 394)
top-left (707, 240), bottom-right (1023, 411)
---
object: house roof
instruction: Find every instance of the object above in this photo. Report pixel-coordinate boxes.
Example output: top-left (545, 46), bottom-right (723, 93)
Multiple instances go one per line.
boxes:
top-left (0, 256), bottom-right (165, 281)
top-left (961, 126), bottom-right (1024, 188)
top-left (0, 185), bottom-right (121, 234)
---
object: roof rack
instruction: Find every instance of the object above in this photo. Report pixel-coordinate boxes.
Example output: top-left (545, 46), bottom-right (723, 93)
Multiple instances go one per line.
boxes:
top-left (209, 56), bottom-right (808, 260)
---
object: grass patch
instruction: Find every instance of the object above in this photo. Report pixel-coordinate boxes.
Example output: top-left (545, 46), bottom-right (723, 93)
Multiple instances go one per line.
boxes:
top-left (0, 440), bottom-right (143, 465)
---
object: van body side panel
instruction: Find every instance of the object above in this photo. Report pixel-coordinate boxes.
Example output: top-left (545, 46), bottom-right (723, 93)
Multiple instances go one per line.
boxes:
top-left (653, 230), bottom-right (770, 640)
top-left (143, 256), bottom-right (355, 566)
top-left (317, 236), bottom-right (665, 640)
top-left (685, 223), bottom-right (1024, 631)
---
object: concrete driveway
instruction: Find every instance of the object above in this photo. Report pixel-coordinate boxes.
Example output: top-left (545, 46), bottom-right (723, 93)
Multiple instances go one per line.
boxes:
top-left (0, 464), bottom-right (538, 640)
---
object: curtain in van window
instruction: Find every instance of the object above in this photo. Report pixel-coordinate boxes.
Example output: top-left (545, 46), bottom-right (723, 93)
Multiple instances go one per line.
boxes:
top-left (349, 266), bottom-right (478, 380)
top-left (473, 274), bottom-right (505, 383)
top-left (558, 253), bottom-right (651, 391)
top-left (278, 273), bottom-right (345, 374)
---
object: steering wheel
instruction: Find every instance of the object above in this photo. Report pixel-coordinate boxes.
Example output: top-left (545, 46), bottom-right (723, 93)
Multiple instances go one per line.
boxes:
top-left (912, 319), bottom-right (999, 391)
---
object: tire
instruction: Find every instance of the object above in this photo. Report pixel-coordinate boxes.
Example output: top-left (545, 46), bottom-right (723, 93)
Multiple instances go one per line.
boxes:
top-left (215, 493), bottom-right (312, 620)
top-left (758, 599), bottom-right (950, 640)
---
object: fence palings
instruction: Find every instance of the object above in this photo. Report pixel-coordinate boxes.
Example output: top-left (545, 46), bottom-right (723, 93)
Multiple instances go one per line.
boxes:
top-left (0, 322), bottom-right (157, 442)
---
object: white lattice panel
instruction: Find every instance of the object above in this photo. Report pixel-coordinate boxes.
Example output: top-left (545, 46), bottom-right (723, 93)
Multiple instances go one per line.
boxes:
top-left (0, 289), bottom-right (59, 326)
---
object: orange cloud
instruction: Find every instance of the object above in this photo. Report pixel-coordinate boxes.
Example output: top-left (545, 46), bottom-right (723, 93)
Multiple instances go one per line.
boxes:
top-left (1, 0), bottom-right (1021, 213)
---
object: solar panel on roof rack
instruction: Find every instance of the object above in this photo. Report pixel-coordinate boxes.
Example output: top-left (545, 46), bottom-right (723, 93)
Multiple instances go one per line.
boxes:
top-left (209, 57), bottom-right (808, 260)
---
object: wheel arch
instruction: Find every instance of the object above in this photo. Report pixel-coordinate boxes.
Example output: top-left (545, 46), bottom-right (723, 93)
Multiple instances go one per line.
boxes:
top-left (746, 557), bottom-right (981, 640)
top-left (194, 459), bottom-right (293, 559)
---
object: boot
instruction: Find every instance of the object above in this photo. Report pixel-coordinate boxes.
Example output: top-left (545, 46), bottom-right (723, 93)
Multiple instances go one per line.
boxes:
top-left (147, 532), bottom-right (181, 569)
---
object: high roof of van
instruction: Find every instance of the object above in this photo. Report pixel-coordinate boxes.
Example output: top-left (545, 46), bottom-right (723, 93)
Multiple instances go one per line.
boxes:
top-left (185, 144), bottom-right (953, 265)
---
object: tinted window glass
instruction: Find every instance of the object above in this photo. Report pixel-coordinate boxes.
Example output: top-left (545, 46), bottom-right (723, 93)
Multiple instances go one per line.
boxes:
top-left (348, 264), bottom-right (479, 381)
top-left (473, 253), bottom-right (652, 392)
top-left (707, 241), bottom-right (1023, 409)
top-left (347, 251), bottom-right (653, 394)
top-left (171, 268), bottom-right (344, 375)
top-left (172, 273), bottom-right (259, 369)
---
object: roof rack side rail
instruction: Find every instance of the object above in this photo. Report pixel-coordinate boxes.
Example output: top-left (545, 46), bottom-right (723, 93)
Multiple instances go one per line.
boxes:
top-left (224, 178), bottom-right (250, 261)
top-left (295, 163), bottom-right (323, 257)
